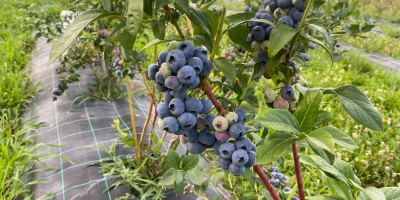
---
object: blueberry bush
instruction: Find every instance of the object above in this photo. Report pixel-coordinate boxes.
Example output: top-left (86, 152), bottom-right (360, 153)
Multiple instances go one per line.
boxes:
top-left (48, 0), bottom-right (400, 199)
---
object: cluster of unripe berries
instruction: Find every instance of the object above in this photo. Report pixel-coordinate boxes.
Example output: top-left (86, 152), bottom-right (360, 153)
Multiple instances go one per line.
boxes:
top-left (113, 56), bottom-right (122, 76)
top-left (263, 83), bottom-right (296, 109)
top-left (224, 50), bottom-right (236, 61)
top-left (51, 81), bottom-right (67, 101)
top-left (265, 166), bottom-right (299, 199)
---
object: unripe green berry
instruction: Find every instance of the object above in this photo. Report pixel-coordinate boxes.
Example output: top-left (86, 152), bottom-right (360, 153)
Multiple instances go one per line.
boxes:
top-left (167, 41), bottom-right (179, 51)
top-left (260, 40), bottom-right (270, 51)
top-left (251, 41), bottom-right (261, 51)
top-left (160, 62), bottom-right (172, 78)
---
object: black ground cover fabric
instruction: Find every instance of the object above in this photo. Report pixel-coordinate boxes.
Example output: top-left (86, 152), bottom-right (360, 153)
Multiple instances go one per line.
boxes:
top-left (25, 38), bottom-right (221, 200)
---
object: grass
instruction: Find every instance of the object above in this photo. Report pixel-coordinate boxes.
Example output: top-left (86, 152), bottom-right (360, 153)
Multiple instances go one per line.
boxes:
top-left (0, 0), bottom-right (66, 198)
top-left (341, 24), bottom-right (400, 59)
top-left (358, 0), bottom-right (400, 23)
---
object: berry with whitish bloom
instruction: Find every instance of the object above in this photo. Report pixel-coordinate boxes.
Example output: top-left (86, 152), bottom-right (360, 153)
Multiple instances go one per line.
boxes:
top-left (198, 59), bottom-right (212, 77)
top-left (235, 108), bottom-right (246, 123)
top-left (258, 51), bottom-right (269, 63)
top-left (264, 26), bottom-right (274, 40)
top-left (229, 163), bottom-right (246, 175)
top-left (177, 65), bottom-right (196, 84)
top-left (198, 130), bottom-right (216, 146)
top-left (232, 149), bottom-right (249, 166)
top-left (205, 114), bottom-right (216, 130)
top-left (278, 15), bottom-right (294, 27)
top-left (157, 50), bottom-right (169, 65)
top-left (215, 130), bottom-right (230, 142)
top-left (245, 151), bottom-right (256, 168)
top-left (219, 142), bottom-right (236, 159)
top-left (200, 100), bottom-right (213, 114)
top-left (278, 0), bottom-right (291, 9)
top-left (252, 26), bottom-right (266, 42)
top-left (187, 57), bottom-right (203, 75)
top-left (218, 157), bottom-right (232, 170)
top-left (156, 102), bottom-right (170, 119)
top-left (213, 116), bottom-right (229, 132)
top-left (234, 136), bottom-right (252, 152)
top-left (194, 46), bottom-right (208, 62)
top-left (280, 85), bottom-right (296, 101)
top-left (283, 187), bottom-right (291, 192)
top-left (229, 123), bottom-right (246, 139)
top-left (187, 141), bottom-right (205, 154)
top-left (178, 112), bottom-right (197, 130)
top-left (147, 64), bottom-right (160, 80)
top-left (162, 116), bottom-right (179, 133)
top-left (178, 41), bottom-right (195, 59)
top-left (169, 98), bottom-right (185, 116)
top-left (165, 76), bottom-right (182, 91)
top-left (184, 128), bottom-right (199, 142)
top-left (167, 50), bottom-right (186, 73)
top-left (185, 98), bottom-right (203, 114)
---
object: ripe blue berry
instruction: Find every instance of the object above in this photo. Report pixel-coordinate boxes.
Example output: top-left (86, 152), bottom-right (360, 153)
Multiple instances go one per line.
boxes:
top-left (258, 51), bottom-right (269, 63)
top-left (235, 108), bottom-right (246, 123)
top-left (229, 123), bottom-right (246, 139)
top-left (232, 149), bottom-right (249, 166)
top-left (198, 59), bottom-right (212, 77)
top-left (245, 151), bottom-right (256, 168)
top-left (147, 64), bottom-right (160, 80)
top-left (187, 141), bottom-right (205, 154)
top-left (178, 41), bottom-right (195, 59)
top-left (187, 57), bottom-right (203, 75)
top-left (280, 85), bottom-right (296, 101)
top-left (155, 72), bottom-right (165, 86)
top-left (244, 6), bottom-right (250, 12)
top-left (169, 98), bottom-right (185, 116)
top-left (291, 9), bottom-right (304, 23)
top-left (162, 116), bottom-right (179, 133)
top-left (198, 130), bottom-right (216, 146)
top-left (309, 43), bottom-right (317, 49)
top-left (218, 157), bottom-right (232, 170)
top-left (234, 137), bottom-right (252, 152)
top-left (156, 102), bottom-right (170, 119)
top-left (283, 187), bottom-right (291, 192)
top-left (268, 0), bottom-right (278, 12)
top-left (194, 46), bottom-right (208, 62)
top-left (158, 50), bottom-right (168, 65)
top-left (200, 100), bottom-right (212, 114)
top-left (278, 0), bottom-right (291, 9)
top-left (251, 26), bottom-right (266, 42)
top-left (167, 50), bottom-right (186, 73)
top-left (229, 163), bottom-right (245, 175)
top-left (213, 140), bottom-right (222, 155)
top-left (184, 128), bottom-right (199, 142)
top-left (278, 15), bottom-right (294, 27)
top-left (185, 98), bottom-right (203, 114)
top-left (178, 112), bottom-right (197, 130)
top-left (264, 26), bottom-right (274, 40)
top-left (251, 143), bottom-right (257, 152)
top-left (247, 33), bottom-right (254, 45)
top-left (205, 115), bottom-right (216, 131)
top-left (218, 142), bottom-right (236, 159)
top-left (177, 65), bottom-right (196, 84)
top-left (170, 87), bottom-right (187, 100)
top-left (293, 0), bottom-right (305, 10)
top-left (155, 82), bottom-right (168, 92)
top-left (165, 76), bottom-right (182, 91)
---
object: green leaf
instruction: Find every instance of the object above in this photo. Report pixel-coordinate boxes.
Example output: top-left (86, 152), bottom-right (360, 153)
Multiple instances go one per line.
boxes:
top-left (268, 23), bottom-right (299, 57)
top-left (317, 127), bottom-right (358, 150)
top-left (101, 0), bottom-right (110, 11)
top-left (187, 168), bottom-right (204, 185)
top-left (109, 20), bottom-right (126, 38)
top-left (306, 24), bottom-right (334, 48)
top-left (334, 159), bottom-right (361, 186)
top-left (313, 111), bottom-right (332, 127)
top-left (158, 169), bottom-right (175, 185)
top-left (224, 19), bottom-right (274, 35)
top-left (213, 57), bottom-right (236, 85)
top-left (188, 6), bottom-right (212, 36)
top-left (241, 168), bottom-right (256, 186)
top-left (117, 30), bottom-right (136, 56)
top-left (301, 37), bottom-right (334, 66)
top-left (255, 109), bottom-right (301, 135)
top-left (167, 150), bottom-right (181, 169)
top-left (225, 12), bottom-right (256, 24)
top-left (181, 154), bottom-right (199, 171)
top-left (141, 35), bottom-right (182, 50)
top-left (227, 24), bottom-right (252, 52)
top-left (323, 85), bottom-right (383, 132)
top-left (150, 18), bottom-right (166, 40)
top-left (324, 196), bottom-right (347, 200)
top-left (126, 0), bottom-right (143, 39)
top-left (256, 131), bottom-right (298, 164)
top-left (49, 10), bottom-right (123, 66)
top-left (266, 52), bottom-right (284, 77)
top-left (192, 33), bottom-right (213, 52)
top-left (174, 169), bottom-right (184, 183)
top-left (380, 187), bottom-right (400, 200)
top-left (155, 0), bottom-right (174, 10)
top-left (306, 129), bottom-right (336, 164)
top-left (175, 0), bottom-right (190, 14)
top-left (327, 178), bottom-right (354, 200)
top-left (294, 90), bottom-right (323, 132)
top-left (245, 94), bottom-right (258, 106)
top-left (174, 178), bottom-right (185, 196)
top-left (358, 187), bottom-right (386, 200)
top-left (210, 172), bottom-right (225, 186)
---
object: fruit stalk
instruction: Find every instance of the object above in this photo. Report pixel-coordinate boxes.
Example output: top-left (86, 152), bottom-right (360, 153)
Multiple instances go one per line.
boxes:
top-left (139, 100), bottom-right (153, 148)
top-left (254, 165), bottom-right (281, 200)
top-left (202, 80), bottom-right (227, 116)
top-left (292, 143), bottom-right (305, 200)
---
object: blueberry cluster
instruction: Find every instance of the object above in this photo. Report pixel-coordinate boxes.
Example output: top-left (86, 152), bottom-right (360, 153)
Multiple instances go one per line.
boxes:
top-left (51, 81), bottom-right (67, 101)
top-left (182, 183), bottom-right (194, 195)
top-left (263, 83), bottom-right (296, 109)
top-left (113, 56), bottom-right (122, 76)
top-left (224, 50), bottom-right (236, 61)
top-left (266, 166), bottom-right (296, 196)
top-left (245, 0), bottom-right (316, 78)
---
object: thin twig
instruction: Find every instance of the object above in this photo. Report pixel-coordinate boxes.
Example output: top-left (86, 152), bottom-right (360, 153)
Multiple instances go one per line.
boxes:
top-left (254, 165), bottom-right (281, 200)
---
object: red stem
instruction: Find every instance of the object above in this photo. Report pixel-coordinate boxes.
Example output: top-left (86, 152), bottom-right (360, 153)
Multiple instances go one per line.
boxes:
top-left (292, 143), bottom-right (305, 200)
top-left (202, 80), bottom-right (227, 116)
top-left (254, 165), bottom-right (281, 200)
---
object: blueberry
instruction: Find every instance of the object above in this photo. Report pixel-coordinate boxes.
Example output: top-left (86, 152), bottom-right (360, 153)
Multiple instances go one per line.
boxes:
top-left (200, 100), bottom-right (212, 114)
top-left (259, 13), bottom-right (273, 28)
top-left (167, 50), bottom-right (186, 73)
top-left (292, 22), bottom-right (300, 29)
top-left (169, 98), bottom-right (185, 116)
top-left (251, 143), bottom-right (257, 152)
top-left (228, 163), bottom-right (245, 175)
top-left (218, 142), bottom-right (236, 159)
top-left (292, 197), bottom-right (300, 200)
top-left (258, 51), bottom-right (269, 63)
top-left (187, 57), bottom-right (204, 74)
top-left (245, 151), bottom-right (256, 168)
top-left (225, 112), bottom-right (239, 125)
top-left (234, 137), bottom-right (252, 152)
top-left (178, 112), bottom-right (197, 130)
top-left (184, 128), bottom-right (199, 142)
top-left (184, 98), bottom-right (203, 114)
top-left (213, 116), bottom-right (229, 132)
top-left (194, 46), bottom-right (208, 62)
top-left (115, 57), bottom-right (121, 62)
top-left (283, 187), bottom-right (291, 192)
top-left (255, 12), bottom-right (263, 19)
top-left (264, 88), bottom-right (277, 103)
top-left (263, 0), bottom-right (270, 8)
top-left (162, 116), bottom-right (179, 133)
top-left (274, 98), bottom-right (289, 109)
top-left (165, 76), bottom-right (182, 91)
top-left (264, 26), bottom-right (274, 40)
top-left (177, 65), bottom-right (196, 84)
top-left (155, 82), bottom-right (168, 92)
top-left (170, 87), bottom-right (187, 100)
top-left (278, 0), bottom-right (291, 9)
top-left (274, 7), bottom-right (288, 18)
top-left (254, 75), bottom-right (262, 82)
top-left (115, 69), bottom-right (122, 76)
top-left (187, 141), bottom-right (205, 154)
top-left (280, 85), bottom-right (296, 101)
top-left (218, 157), bottom-right (232, 170)
top-left (215, 130), bottom-right (230, 142)
top-left (158, 50), bottom-right (169, 65)
top-left (160, 62), bottom-right (172, 78)
top-left (293, 0), bottom-right (305, 10)
top-left (232, 149), bottom-right (249, 166)
top-left (178, 41), bottom-right (195, 59)
top-left (309, 43), bottom-right (316, 49)
top-left (198, 59), bottom-right (212, 77)
top-left (213, 141), bottom-right (222, 155)
top-left (184, 75), bottom-right (200, 89)
top-left (167, 41), bottom-right (179, 51)
top-left (155, 72), bottom-right (165, 86)
top-left (248, 18), bottom-right (259, 31)
top-left (291, 9), bottom-right (304, 23)
top-left (235, 108), bottom-right (246, 123)
top-left (244, 6), bottom-right (250, 12)
top-left (174, 128), bottom-right (186, 135)
top-left (205, 114), bottom-right (216, 131)
top-left (276, 173), bottom-right (285, 180)
top-left (198, 130), bottom-right (216, 146)
top-left (258, 9), bottom-right (269, 14)
top-left (278, 15), bottom-right (294, 27)
top-left (260, 40), bottom-right (270, 51)
top-left (196, 116), bottom-right (207, 131)
top-left (268, 0), bottom-right (278, 12)
top-left (231, 54), bottom-right (236, 60)
top-left (272, 166), bottom-right (279, 172)
top-left (115, 66), bottom-right (120, 71)
top-left (156, 102), bottom-right (170, 119)
top-left (251, 26), bottom-right (266, 42)
top-left (246, 33), bottom-right (254, 45)
top-left (147, 64), bottom-right (160, 80)
top-left (229, 123), bottom-right (246, 139)
top-left (251, 41), bottom-right (262, 51)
